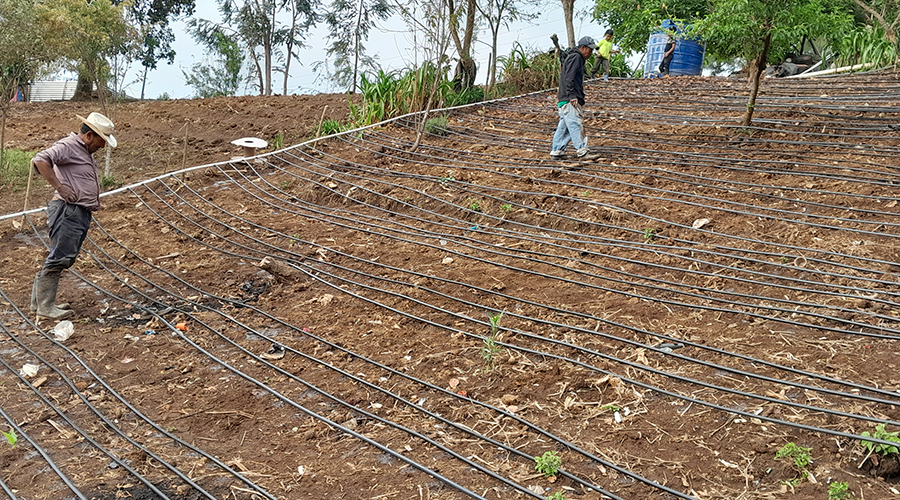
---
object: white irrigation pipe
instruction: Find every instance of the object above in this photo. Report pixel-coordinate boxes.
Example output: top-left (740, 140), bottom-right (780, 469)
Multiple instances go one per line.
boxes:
top-left (785, 61), bottom-right (875, 78)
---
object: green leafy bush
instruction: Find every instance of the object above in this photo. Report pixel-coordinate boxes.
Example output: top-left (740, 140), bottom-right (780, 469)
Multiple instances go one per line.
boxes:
top-left (445, 86), bottom-right (484, 107)
top-left (861, 423), bottom-right (900, 455)
top-left (0, 148), bottom-right (36, 189)
top-left (534, 450), bottom-right (561, 477)
top-left (828, 481), bottom-right (854, 500)
top-left (424, 115), bottom-right (449, 136)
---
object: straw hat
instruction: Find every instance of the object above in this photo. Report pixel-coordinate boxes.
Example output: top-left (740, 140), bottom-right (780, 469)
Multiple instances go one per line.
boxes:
top-left (76, 112), bottom-right (117, 148)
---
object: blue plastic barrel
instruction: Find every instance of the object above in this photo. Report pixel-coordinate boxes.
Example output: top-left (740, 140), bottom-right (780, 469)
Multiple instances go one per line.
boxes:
top-left (644, 20), bottom-right (704, 77)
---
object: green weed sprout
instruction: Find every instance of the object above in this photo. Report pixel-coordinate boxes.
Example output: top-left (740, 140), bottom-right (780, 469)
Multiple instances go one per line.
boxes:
top-left (480, 311), bottom-right (505, 371)
top-left (775, 442), bottom-right (812, 485)
top-left (643, 228), bottom-right (656, 242)
top-left (467, 199), bottom-right (482, 212)
top-left (2, 428), bottom-right (17, 447)
top-left (547, 492), bottom-right (566, 500)
top-left (860, 423), bottom-right (900, 456)
top-left (828, 481), bottom-right (854, 500)
top-left (488, 312), bottom-right (504, 335)
top-left (601, 404), bottom-right (621, 412)
top-left (425, 115), bottom-right (449, 136)
top-left (480, 335), bottom-right (502, 371)
top-left (500, 203), bottom-right (513, 213)
top-left (535, 450), bottom-right (561, 477)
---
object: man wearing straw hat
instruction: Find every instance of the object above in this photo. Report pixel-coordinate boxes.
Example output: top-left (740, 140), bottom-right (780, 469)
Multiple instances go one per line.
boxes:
top-left (30, 112), bottom-right (117, 320)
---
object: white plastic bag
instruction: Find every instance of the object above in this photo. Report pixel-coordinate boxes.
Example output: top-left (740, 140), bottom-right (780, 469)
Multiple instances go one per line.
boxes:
top-left (52, 320), bottom-right (74, 341)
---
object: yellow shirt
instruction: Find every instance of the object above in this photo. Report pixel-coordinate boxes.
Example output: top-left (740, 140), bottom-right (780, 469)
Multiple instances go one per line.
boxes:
top-left (598, 39), bottom-right (613, 59)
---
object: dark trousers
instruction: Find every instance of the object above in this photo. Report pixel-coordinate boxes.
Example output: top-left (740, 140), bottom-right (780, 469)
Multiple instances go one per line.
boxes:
top-left (41, 199), bottom-right (91, 275)
top-left (659, 43), bottom-right (675, 75)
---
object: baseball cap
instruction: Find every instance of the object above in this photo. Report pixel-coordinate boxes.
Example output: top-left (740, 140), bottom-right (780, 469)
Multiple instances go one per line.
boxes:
top-left (578, 36), bottom-right (598, 50)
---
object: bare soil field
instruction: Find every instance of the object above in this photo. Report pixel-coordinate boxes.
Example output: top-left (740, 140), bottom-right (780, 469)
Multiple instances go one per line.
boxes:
top-left (1, 73), bottom-right (900, 500)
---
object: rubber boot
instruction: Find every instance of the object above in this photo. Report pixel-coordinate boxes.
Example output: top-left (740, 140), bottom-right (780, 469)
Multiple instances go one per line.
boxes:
top-left (34, 273), bottom-right (74, 320)
top-left (30, 273), bottom-right (70, 312)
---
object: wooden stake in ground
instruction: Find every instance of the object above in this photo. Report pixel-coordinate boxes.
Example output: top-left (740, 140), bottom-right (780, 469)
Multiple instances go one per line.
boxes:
top-left (316, 106), bottom-right (328, 137)
top-left (21, 160), bottom-right (34, 229)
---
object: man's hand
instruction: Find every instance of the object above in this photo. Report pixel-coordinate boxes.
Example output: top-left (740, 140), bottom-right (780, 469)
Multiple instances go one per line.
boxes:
top-left (57, 184), bottom-right (77, 203)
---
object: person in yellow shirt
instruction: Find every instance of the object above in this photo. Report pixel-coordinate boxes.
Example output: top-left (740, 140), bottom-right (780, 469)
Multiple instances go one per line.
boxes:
top-left (591, 29), bottom-right (619, 81)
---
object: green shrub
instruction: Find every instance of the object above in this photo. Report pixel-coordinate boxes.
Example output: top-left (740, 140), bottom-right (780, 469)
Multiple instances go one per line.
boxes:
top-left (534, 450), bottom-right (561, 477)
top-left (425, 115), bottom-right (449, 136)
top-left (445, 86), bottom-right (484, 107)
top-left (828, 481), bottom-right (854, 500)
top-left (0, 149), bottom-right (37, 189)
top-left (319, 119), bottom-right (346, 136)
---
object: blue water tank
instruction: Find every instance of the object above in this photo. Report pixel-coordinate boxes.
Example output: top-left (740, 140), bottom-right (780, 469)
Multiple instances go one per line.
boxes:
top-left (644, 20), bottom-right (704, 77)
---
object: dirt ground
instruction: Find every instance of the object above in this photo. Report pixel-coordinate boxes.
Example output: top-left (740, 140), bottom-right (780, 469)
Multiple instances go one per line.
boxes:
top-left (1, 73), bottom-right (900, 500)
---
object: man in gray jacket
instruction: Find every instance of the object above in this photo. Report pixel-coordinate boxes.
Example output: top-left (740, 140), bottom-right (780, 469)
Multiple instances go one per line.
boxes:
top-left (30, 112), bottom-right (117, 320)
top-left (550, 36), bottom-right (597, 159)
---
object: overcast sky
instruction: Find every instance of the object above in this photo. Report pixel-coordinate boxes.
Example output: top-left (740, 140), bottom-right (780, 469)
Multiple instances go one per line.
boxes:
top-left (134, 1), bottom-right (605, 99)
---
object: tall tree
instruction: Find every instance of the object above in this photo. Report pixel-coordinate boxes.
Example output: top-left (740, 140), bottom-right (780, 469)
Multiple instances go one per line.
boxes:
top-left (475, 0), bottom-right (534, 88)
top-left (323, 0), bottom-right (393, 93)
top-left (0, 0), bottom-right (58, 166)
top-left (183, 28), bottom-right (246, 97)
top-left (39, 0), bottom-right (136, 108)
top-left (592, 0), bottom-right (708, 53)
top-left (561, 0), bottom-right (575, 48)
top-left (447, 0), bottom-right (478, 89)
top-left (190, 0), bottom-right (317, 96)
top-left (851, 0), bottom-right (900, 41)
top-left (692, 0), bottom-right (853, 125)
top-left (118, 0), bottom-right (196, 99)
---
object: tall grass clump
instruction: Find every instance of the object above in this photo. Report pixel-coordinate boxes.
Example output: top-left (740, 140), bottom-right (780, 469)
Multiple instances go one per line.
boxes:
top-left (837, 26), bottom-right (898, 68)
top-left (491, 43), bottom-right (559, 97)
top-left (350, 62), bottom-right (456, 127)
top-left (0, 149), bottom-right (36, 189)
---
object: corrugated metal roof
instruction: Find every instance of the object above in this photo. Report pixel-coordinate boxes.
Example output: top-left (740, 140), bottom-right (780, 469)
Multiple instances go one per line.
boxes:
top-left (27, 81), bottom-right (78, 102)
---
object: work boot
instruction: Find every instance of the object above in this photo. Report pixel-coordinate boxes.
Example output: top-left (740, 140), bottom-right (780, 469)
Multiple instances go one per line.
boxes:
top-left (30, 273), bottom-right (70, 312)
top-left (34, 273), bottom-right (74, 320)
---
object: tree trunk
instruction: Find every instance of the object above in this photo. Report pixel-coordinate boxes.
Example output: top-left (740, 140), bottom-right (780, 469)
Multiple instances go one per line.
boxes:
top-left (351, 0), bottom-right (364, 94)
top-left (743, 31), bottom-right (772, 127)
top-left (141, 66), bottom-right (148, 100)
top-left (74, 73), bottom-right (93, 101)
top-left (561, 0), bottom-right (575, 48)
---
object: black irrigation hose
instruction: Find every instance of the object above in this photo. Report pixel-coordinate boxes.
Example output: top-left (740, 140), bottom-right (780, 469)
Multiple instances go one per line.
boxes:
top-left (129, 170), bottom-right (900, 448)
top-left (12, 216), bottom-right (285, 500)
top-left (264, 146), bottom-right (900, 338)
top-left (100, 178), bottom-right (679, 498)
top-left (86, 186), bottom-right (688, 499)
top-left (78, 200), bottom-right (522, 500)
top-left (0, 321), bottom-right (173, 499)
top-left (0, 400), bottom-right (83, 500)
top-left (316, 133), bottom-right (900, 297)
top-left (195, 161), bottom-right (900, 405)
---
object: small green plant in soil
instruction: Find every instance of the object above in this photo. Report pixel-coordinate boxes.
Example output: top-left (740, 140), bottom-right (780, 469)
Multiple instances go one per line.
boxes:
top-left (488, 311), bottom-right (504, 336)
top-left (467, 199), bottom-right (482, 212)
top-left (775, 442), bottom-right (812, 486)
top-left (643, 228), bottom-right (656, 242)
top-left (2, 428), bottom-right (16, 447)
top-left (828, 481), bottom-right (854, 500)
top-left (272, 132), bottom-right (284, 150)
top-left (547, 492), bottom-right (566, 500)
top-left (534, 450), bottom-right (561, 477)
top-left (437, 173), bottom-right (455, 184)
top-left (480, 312), bottom-right (504, 371)
top-left (0, 148), bottom-right (36, 189)
top-left (424, 115), bottom-right (449, 136)
top-left (861, 423), bottom-right (900, 455)
top-left (318, 118), bottom-right (345, 136)
top-left (601, 404), bottom-right (621, 412)
top-left (101, 174), bottom-right (121, 189)
top-left (500, 203), bottom-right (513, 213)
